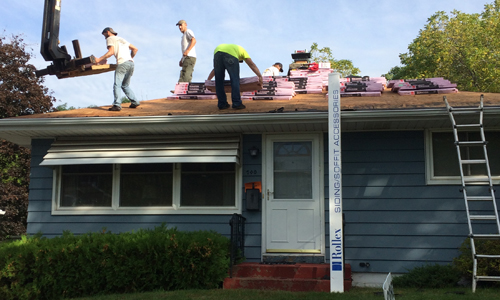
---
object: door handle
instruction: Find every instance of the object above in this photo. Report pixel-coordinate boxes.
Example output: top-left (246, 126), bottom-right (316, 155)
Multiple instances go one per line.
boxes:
top-left (267, 189), bottom-right (273, 201)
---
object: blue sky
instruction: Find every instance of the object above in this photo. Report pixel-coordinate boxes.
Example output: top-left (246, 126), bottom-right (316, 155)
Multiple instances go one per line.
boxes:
top-left (1, 0), bottom-right (491, 108)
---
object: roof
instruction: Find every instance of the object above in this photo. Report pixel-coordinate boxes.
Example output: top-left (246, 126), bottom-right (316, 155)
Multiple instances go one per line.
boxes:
top-left (13, 90), bottom-right (500, 119)
top-left (2, 90), bottom-right (500, 148)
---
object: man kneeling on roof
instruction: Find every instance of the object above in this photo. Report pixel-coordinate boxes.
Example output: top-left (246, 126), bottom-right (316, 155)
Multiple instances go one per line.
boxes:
top-left (262, 62), bottom-right (283, 76)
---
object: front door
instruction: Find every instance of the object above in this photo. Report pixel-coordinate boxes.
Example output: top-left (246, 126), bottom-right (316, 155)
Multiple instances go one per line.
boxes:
top-left (264, 133), bottom-right (323, 254)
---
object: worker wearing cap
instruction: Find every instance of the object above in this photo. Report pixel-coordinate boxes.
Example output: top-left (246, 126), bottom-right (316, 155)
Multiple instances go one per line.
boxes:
top-left (262, 62), bottom-right (284, 76)
top-left (176, 20), bottom-right (197, 83)
top-left (207, 44), bottom-right (263, 110)
top-left (95, 27), bottom-right (140, 111)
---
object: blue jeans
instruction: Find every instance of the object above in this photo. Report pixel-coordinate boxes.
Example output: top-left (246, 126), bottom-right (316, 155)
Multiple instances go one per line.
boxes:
top-left (113, 60), bottom-right (139, 107)
top-left (213, 51), bottom-right (242, 108)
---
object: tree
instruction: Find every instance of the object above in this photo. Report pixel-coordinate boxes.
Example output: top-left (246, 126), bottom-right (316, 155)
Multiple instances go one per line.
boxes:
top-left (0, 34), bottom-right (55, 118)
top-left (388, 1), bottom-right (500, 92)
top-left (309, 43), bottom-right (360, 77)
top-left (55, 103), bottom-right (77, 111)
top-left (0, 33), bottom-right (56, 239)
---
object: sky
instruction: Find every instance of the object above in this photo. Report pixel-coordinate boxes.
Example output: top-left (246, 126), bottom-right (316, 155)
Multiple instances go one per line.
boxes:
top-left (1, 0), bottom-right (492, 109)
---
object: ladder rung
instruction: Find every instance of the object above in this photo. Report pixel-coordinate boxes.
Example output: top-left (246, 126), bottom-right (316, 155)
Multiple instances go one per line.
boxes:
top-left (464, 176), bottom-right (490, 182)
top-left (450, 107), bottom-right (482, 112)
top-left (467, 196), bottom-right (494, 201)
top-left (470, 215), bottom-right (497, 220)
top-left (456, 141), bottom-right (486, 146)
top-left (462, 159), bottom-right (486, 164)
top-left (471, 234), bottom-right (500, 239)
top-left (476, 254), bottom-right (500, 259)
top-left (476, 276), bottom-right (500, 282)
top-left (455, 124), bottom-right (482, 128)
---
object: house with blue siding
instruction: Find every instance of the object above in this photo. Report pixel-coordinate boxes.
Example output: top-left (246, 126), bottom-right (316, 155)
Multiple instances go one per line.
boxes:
top-left (1, 89), bottom-right (499, 286)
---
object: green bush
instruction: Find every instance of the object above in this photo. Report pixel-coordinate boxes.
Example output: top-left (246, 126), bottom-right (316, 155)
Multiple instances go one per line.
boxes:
top-left (392, 264), bottom-right (462, 288)
top-left (453, 238), bottom-right (500, 278)
top-left (0, 225), bottom-right (230, 300)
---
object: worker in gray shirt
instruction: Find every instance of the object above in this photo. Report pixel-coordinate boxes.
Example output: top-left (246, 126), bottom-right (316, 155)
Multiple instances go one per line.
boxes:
top-left (176, 20), bottom-right (197, 82)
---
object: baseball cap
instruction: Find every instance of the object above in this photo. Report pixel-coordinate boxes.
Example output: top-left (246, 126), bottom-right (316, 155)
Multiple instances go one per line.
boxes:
top-left (176, 20), bottom-right (186, 26)
top-left (102, 27), bottom-right (117, 35)
top-left (275, 62), bottom-right (283, 72)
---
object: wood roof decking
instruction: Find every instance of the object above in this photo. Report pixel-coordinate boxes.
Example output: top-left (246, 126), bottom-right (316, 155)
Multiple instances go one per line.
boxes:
top-left (14, 90), bottom-right (500, 119)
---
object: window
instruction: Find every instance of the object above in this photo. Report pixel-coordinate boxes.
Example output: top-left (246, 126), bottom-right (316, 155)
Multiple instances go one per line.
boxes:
top-left (53, 162), bottom-right (240, 215)
top-left (426, 130), bottom-right (500, 184)
top-left (60, 164), bottom-right (112, 207)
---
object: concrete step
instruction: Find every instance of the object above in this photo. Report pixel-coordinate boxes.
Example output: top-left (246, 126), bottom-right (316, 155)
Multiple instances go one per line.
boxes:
top-left (225, 262), bottom-right (352, 292)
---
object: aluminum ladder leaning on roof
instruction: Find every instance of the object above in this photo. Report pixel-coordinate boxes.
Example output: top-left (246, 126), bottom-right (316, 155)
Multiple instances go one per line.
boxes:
top-left (444, 95), bottom-right (500, 292)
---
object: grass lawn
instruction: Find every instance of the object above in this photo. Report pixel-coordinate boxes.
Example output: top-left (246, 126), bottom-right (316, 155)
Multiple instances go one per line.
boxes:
top-left (71, 287), bottom-right (500, 300)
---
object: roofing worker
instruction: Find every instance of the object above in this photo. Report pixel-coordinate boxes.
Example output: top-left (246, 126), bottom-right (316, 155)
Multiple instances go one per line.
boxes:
top-left (262, 62), bottom-right (283, 76)
top-left (176, 20), bottom-right (197, 82)
top-left (207, 44), bottom-right (263, 110)
top-left (95, 27), bottom-right (140, 111)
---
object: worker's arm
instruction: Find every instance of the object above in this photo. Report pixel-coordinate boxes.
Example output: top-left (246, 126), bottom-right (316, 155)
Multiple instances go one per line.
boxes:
top-left (183, 37), bottom-right (196, 57)
top-left (129, 44), bottom-right (138, 58)
top-left (244, 58), bottom-right (263, 87)
top-left (180, 37), bottom-right (196, 67)
top-left (95, 45), bottom-right (114, 64)
top-left (207, 69), bottom-right (215, 80)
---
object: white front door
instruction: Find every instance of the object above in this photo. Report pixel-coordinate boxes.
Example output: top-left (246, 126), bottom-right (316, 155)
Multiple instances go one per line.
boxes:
top-left (263, 133), bottom-right (323, 254)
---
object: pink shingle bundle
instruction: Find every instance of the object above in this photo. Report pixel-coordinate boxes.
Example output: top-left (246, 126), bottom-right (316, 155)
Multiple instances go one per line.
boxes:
top-left (205, 76), bottom-right (262, 93)
top-left (289, 67), bottom-right (332, 92)
top-left (337, 76), bottom-right (386, 97)
top-left (388, 78), bottom-right (458, 95)
top-left (167, 82), bottom-right (217, 100)
top-left (242, 76), bottom-right (295, 100)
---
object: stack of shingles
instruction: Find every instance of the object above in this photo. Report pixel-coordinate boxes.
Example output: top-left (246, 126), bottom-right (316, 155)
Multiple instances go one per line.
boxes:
top-left (288, 67), bottom-right (331, 94)
top-left (205, 76), bottom-right (262, 94)
top-left (388, 78), bottom-right (458, 95)
top-left (167, 82), bottom-right (217, 100)
top-left (242, 76), bottom-right (295, 100)
top-left (339, 76), bottom-right (385, 97)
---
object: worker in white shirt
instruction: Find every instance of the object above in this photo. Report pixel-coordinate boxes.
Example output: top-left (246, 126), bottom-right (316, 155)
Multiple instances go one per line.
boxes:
top-left (262, 62), bottom-right (283, 76)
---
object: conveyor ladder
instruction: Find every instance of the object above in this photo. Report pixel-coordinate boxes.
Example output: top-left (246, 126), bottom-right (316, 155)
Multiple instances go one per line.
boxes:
top-left (444, 95), bottom-right (500, 292)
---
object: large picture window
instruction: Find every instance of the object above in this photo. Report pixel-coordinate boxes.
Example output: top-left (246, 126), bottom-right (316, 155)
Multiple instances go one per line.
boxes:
top-left (53, 162), bottom-right (240, 214)
top-left (426, 130), bottom-right (500, 184)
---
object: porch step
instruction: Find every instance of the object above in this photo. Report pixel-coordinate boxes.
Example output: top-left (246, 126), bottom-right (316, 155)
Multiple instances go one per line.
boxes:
top-left (224, 262), bottom-right (352, 292)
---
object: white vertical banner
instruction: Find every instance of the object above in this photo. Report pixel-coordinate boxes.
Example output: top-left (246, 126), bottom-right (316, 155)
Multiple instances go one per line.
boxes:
top-left (328, 72), bottom-right (343, 293)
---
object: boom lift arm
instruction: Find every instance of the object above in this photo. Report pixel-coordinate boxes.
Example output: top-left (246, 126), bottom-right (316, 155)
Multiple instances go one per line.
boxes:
top-left (35, 0), bottom-right (115, 79)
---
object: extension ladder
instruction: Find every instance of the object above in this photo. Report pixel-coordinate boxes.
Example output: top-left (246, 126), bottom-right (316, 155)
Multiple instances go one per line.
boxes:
top-left (444, 95), bottom-right (500, 292)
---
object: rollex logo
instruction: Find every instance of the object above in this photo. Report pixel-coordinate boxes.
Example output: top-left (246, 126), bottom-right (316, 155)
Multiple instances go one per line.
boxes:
top-left (331, 228), bottom-right (342, 271)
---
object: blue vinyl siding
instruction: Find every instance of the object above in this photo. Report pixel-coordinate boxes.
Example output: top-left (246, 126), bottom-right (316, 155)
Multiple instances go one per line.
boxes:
top-left (240, 134), bottom-right (263, 261)
top-left (27, 131), bottom-right (499, 274)
top-left (325, 131), bottom-right (500, 273)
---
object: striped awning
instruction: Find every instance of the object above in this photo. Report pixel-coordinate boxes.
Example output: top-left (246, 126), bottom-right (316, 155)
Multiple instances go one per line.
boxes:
top-left (40, 135), bottom-right (241, 166)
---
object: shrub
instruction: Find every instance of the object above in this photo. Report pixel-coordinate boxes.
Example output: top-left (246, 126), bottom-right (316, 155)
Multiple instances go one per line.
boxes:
top-left (392, 264), bottom-right (462, 288)
top-left (0, 225), bottom-right (230, 300)
top-left (453, 238), bottom-right (500, 278)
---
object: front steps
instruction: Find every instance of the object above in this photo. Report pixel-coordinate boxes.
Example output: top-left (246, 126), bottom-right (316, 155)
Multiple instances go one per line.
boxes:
top-left (224, 262), bottom-right (352, 292)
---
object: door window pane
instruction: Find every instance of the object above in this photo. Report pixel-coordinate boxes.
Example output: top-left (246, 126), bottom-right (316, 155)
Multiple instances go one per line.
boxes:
top-left (273, 142), bottom-right (312, 199)
top-left (181, 163), bottom-right (235, 206)
top-left (120, 164), bottom-right (173, 207)
top-left (61, 164), bottom-right (112, 207)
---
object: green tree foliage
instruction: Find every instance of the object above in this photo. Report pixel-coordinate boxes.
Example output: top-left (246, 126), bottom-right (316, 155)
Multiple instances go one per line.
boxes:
top-left (0, 33), bottom-right (56, 239)
top-left (55, 103), bottom-right (76, 111)
top-left (309, 43), bottom-right (360, 77)
top-left (389, 1), bottom-right (500, 92)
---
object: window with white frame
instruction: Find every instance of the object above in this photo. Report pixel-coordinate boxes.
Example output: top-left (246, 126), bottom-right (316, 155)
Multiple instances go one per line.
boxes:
top-left (54, 162), bottom-right (239, 214)
top-left (426, 130), bottom-right (500, 184)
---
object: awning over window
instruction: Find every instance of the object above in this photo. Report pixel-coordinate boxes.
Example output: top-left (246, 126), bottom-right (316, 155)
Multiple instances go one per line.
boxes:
top-left (40, 135), bottom-right (241, 166)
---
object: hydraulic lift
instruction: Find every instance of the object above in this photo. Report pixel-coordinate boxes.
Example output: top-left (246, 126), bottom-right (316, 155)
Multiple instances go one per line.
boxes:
top-left (35, 0), bottom-right (116, 79)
